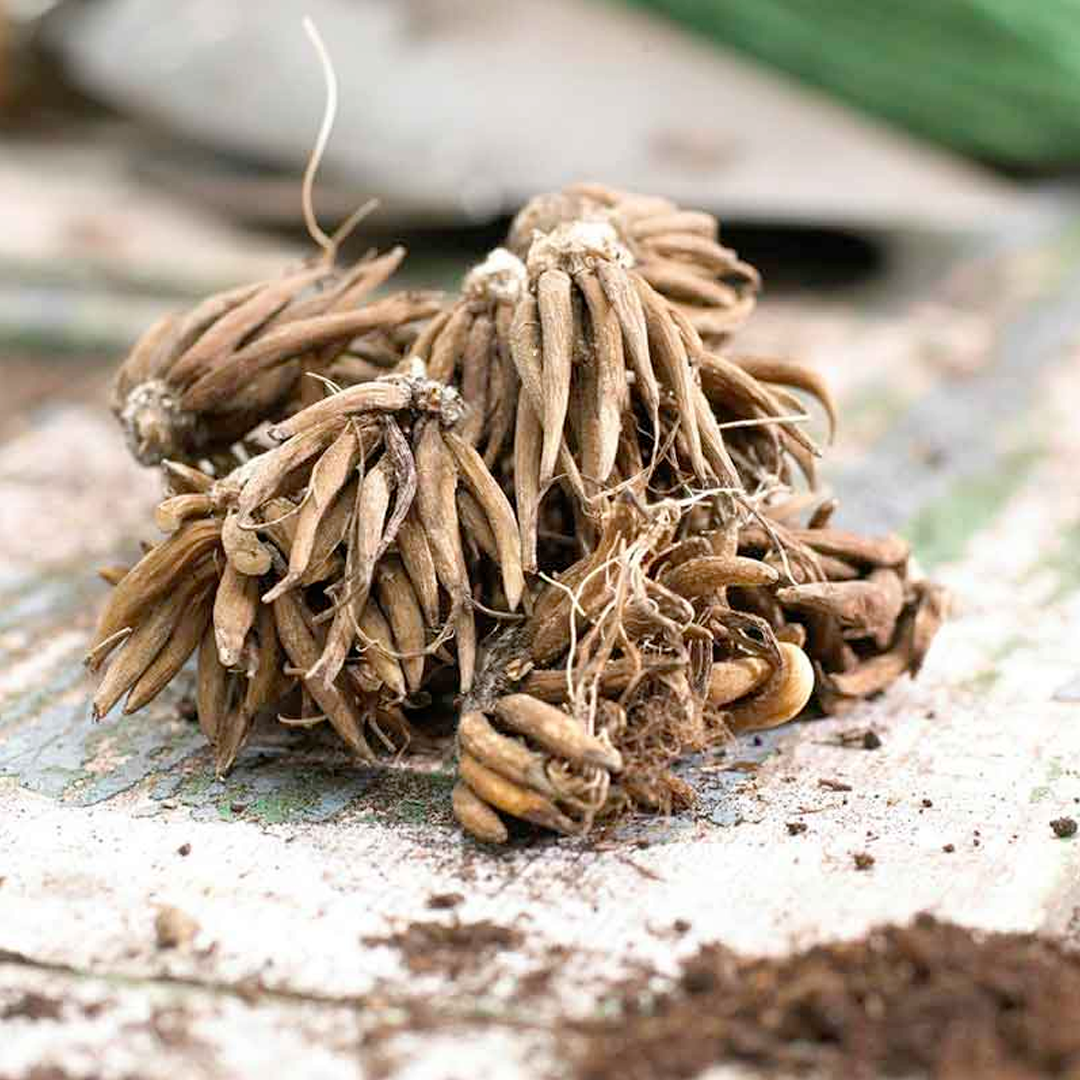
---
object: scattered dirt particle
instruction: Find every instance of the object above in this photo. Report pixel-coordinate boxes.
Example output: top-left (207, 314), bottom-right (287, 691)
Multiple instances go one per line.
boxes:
top-left (233, 974), bottom-right (266, 1004)
top-left (786, 822), bottom-right (807, 836)
top-left (177, 843), bottom-right (192, 857)
top-left (837, 729), bottom-right (881, 750)
top-left (573, 914), bottom-right (1080, 1080)
top-left (154, 905), bottom-right (199, 950)
top-left (620, 856), bottom-right (663, 882)
top-left (427, 892), bottom-right (465, 910)
top-left (176, 697), bottom-right (197, 722)
top-left (943, 843), bottom-right (956, 853)
top-left (150, 1005), bottom-right (195, 1048)
top-left (819, 777), bottom-right (853, 792)
top-left (672, 919), bottom-right (691, 935)
top-left (922, 798), bottom-right (933, 809)
top-left (1051, 817), bottom-right (1078, 839)
top-left (853, 852), bottom-right (875, 871)
top-left (515, 965), bottom-right (556, 1001)
top-left (364, 919), bottom-right (523, 980)
top-left (514, 943), bottom-right (573, 1003)
top-left (1, 992), bottom-right (63, 1021)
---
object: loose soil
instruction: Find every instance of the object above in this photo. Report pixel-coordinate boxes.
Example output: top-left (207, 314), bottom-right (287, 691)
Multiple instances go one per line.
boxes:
top-left (7, 912), bottom-right (1080, 1079)
top-left (573, 913), bottom-right (1080, 1080)
top-left (363, 918), bottom-right (523, 980)
top-left (1, 992), bottom-right (64, 1021)
top-left (1051, 817), bottom-right (1077, 839)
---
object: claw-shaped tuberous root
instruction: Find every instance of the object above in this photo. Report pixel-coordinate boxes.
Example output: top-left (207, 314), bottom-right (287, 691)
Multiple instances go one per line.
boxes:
top-left (458, 753), bottom-right (580, 835)
top-left (452, 780), bottom-right (509, 844)
top-left (452, 696), bottom-right (624, 843)
top-left (721, 642), bottom-right (815, 733)
top-left (707, 656), bottom-right (772, 707)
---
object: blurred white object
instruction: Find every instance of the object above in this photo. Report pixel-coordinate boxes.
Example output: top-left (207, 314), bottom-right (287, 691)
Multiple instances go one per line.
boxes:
top-left (47, 0), bottom-right (1022, 230)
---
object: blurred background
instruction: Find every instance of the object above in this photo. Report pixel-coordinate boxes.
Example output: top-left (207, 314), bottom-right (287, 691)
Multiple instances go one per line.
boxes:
top-left (0, 0), bottom-right (1073, 428)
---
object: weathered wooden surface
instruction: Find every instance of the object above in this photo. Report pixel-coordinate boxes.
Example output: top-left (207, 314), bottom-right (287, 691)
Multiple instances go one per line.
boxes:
top-left (2, 214), bottom-right (1080, 1079)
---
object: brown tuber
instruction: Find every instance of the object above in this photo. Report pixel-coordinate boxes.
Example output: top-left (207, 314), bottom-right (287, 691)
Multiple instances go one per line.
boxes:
top-left (88, 182), bottom-right (945, 845)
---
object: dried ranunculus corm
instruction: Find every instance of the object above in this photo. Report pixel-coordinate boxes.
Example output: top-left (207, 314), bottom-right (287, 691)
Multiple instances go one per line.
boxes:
top-left (90, 185), bottom-right (945, 844)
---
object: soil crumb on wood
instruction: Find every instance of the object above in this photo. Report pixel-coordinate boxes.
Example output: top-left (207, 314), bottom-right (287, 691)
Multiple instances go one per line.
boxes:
top-left (154, 905), bottom-right (199, 950)
top-left (426, 892), bottom-right (465, 910)
top-left (574, 914), bottom-right (1080, 1080)
top-left (835, 729), bottom-right (882, 750)
top-left (364, 919), bottom-right (523, 980)
top-left (818, 777), bottom-right (853, 792)
top-left (1051, 817), bottom-right (1077, 839)
top-left (1, 992), bottom-right (64, 1021)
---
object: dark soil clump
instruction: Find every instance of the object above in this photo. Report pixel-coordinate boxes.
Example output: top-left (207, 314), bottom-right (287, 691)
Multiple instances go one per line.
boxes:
top-left (364, 919), bottom-right (523, 980)
top-left (1, 992), bottom-right (64, 1021)
top-left (818, 777), bottom-right (852, 792)
top-left (426, 892), bottom-right (465, 910)
top-left (574, 913), bottom-right (1080, 1080)
top-left (1051, 817), bottom-right (1077, 839)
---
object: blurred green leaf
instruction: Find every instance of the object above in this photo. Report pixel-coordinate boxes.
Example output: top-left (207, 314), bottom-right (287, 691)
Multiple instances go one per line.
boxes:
top-left (625, 0), bottom-right (1080, 164)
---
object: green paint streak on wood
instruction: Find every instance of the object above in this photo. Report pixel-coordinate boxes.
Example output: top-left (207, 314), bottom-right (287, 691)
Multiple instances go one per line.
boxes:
top-left (216, 766), bottom-right (456, 827)
top-left (0, 662), bottom-right (86, 729)
top-left (1040, 217), bottom-right (1080, 291)
top-left (247, 792), bottom-right (310, 825)
top-left (961, 668), bottom-right (1002, 695)
top-left (838, 380), bottom-right (919, 449)
top-left (153, 756), bottom-right (377, 826)
top-left (903, 446), bottom-right (1044, 569)
top-left (212, 784), bottom-right (321, 825)
top-left (244, 784), bottom-right (335, 825)
top-left (351, 767), bottom-right (457, 828)
top-left (958, 632), bottom-right (1032, 696)
top-left (1030, 757), bottom-right (1066, 804)
top-left (1027, 517), bottom-right (1080, 603)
